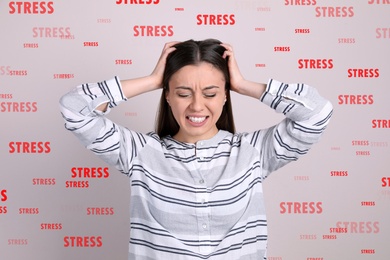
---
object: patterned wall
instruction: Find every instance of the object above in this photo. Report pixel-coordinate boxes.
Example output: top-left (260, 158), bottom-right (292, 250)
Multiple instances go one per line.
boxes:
top-left (1, 1), bottom-right (389, 259)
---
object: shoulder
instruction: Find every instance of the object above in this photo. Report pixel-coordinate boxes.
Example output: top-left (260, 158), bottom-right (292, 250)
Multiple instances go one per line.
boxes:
top-left (230, 129), bottom-right (273, 148)
top-left (145, 131), bottom-right (165, 146)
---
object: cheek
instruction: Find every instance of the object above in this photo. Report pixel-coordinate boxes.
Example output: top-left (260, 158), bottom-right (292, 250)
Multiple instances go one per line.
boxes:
top-left (209, 102), bottom-right (225, 117)
top-left (169, 102), bottom-right (186, 120)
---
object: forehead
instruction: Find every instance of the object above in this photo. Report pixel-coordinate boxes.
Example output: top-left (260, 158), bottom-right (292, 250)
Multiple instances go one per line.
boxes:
top-left (169, 62), bottom-right (225, 87)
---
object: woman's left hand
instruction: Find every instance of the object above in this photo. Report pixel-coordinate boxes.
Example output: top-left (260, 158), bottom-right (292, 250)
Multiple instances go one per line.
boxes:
top-left (220, 43), bottom-right (246, 94)
top-left (221, 43), bottom-right (266, 99)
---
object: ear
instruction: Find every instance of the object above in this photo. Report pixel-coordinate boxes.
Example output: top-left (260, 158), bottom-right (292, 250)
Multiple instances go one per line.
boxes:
top-left (165, 88), bottom-right (170, 103)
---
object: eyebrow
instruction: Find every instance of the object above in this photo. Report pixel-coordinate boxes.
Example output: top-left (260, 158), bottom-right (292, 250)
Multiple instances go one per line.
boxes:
top-left (174, 86), bottom-right (220, 91)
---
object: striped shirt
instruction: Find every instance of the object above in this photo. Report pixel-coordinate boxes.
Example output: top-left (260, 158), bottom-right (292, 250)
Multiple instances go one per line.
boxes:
top-left (59, 77), bottom-right (333, 260)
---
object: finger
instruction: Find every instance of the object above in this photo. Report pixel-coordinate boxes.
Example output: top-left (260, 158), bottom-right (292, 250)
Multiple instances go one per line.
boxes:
top-left (158, 42), bottom-right (179, 62)
top-left (222, 49), bottom-right (236, 60)
top-left (163, 41), bottom-right (180, 52)
top-left (220, 43), bottom-right (234, 59)
top-left (220, 43), bottom-right (233, 50)
top-left (222, 50), bottom-right (231, 59)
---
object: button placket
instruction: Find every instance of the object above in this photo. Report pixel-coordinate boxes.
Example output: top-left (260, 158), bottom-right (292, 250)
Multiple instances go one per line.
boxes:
top-left (197, 142), bottom-right (205, 161)
top-left (197, 208), bottom-right (211, 254)
top-left (195, 187), bottom-right (211, 253)
top-left (197, 190), bottom-right (209, 205)
top-left (192, 140), bottom-right (212, 253)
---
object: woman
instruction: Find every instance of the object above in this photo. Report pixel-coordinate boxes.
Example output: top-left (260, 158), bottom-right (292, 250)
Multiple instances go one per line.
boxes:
top-left (60, 39), bottom-right (333, 259)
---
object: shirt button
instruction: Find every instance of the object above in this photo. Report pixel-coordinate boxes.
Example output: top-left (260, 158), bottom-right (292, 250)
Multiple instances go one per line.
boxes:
top-left (201, 199), bottom-right (206, 204)
top-left (202, 223), bottom-right (207, 230)
top-left (199, 157), bottom-right (204, 160)
top-left (199, 179), bottom-right (205, 184)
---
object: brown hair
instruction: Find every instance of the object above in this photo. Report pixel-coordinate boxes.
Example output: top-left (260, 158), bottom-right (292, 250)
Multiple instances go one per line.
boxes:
top-left (155, 39), bottom-right (236, 138)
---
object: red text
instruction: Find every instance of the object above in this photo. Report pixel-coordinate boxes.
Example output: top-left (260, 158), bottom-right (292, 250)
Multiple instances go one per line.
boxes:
top-left (24, 43), bottom-right (39, 48)
top-left (196, 14), bottom-right (235, 25)
top-left (1, 190), bottom-right (7, 202)
top-left (64, 236), bottom-right (103, 247)
top-left (133, 25), bottom-right (174, 37)
top-left (298, 59), bottom-right (333, 69)
top-left (9, 141), bottom-right (50, 153)
top-left (376, 28), bottom-right (390, 39)
top-left (330, 227), bottom-right (348, 233)
top-left (65, 181), bottom-right (89, 188)
top-left (381, 177), bottom-right (390, 187)
top-left (348, 68), bottom-right (379, 78)
top-left (338, 38), bottom-right (355, 43)
top-left (372, 119), bottom-right (390, 128)
top-left (41, 223), bottom-right (62, 230)
top-left (361, 201), bottom-right (375, 206)
top-left (274, 47), bottom-right (290, 52)
top-left (116, 0), bottom-right (159, 4)
top-left (352, 140), bottom-right (369, 146)
top-left (336, 221), bottom-right (380, 233)
top-left (315, 6), bottom-right (354, 17)
top-left (285, 0), bottom-right (317, 5)
top-left (356, 151), bottom-right (370, 156)
top-left (9, 1), bottom-right (54, 14)
top-left (84, 42), bottom-right (99, 47)
top-left (71, 167), bottom-right (110, 179)
top-left (54, 74), bottom-right (74, 79)
top-left (368, 0), bottom-right (390, 4)
top-left (330, 171), bottom-right (348, 177)
top-left (32, 178), bottom-right (56, 185)
top-left (8, 239), bottom-right (28, 245)
top-left (295, 28), bottom-right (310, 33)
top-left (361, 249), bottom-right (375, 254)
top-left (280, 202), bottom-right (323, 214)
top-left (115, 59), bottom-right (132, 65)
top-left (87, 207), bottom-right (114, 215)
top-left (33, 27), bottom-right (70, 38)
top-left (19, 208), bottom-right (39, 214)
top-left (338, 95), bottom-right (374, 105)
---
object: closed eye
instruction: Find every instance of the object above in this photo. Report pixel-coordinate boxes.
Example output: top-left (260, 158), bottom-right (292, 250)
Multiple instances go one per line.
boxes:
top-left (177, 93), bottom-right (191, 98)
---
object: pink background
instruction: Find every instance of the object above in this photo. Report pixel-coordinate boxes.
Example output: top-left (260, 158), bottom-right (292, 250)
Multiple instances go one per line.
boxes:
top-left (1, 0), bottom-right (389, 259)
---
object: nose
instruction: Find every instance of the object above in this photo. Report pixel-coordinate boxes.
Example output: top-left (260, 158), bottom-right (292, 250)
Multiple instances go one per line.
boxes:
top-left (189, 94), bottom-right (204, 112)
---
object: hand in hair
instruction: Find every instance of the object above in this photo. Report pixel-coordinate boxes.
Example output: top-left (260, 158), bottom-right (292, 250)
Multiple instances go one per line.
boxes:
top-left (221, 43), bottom-right (266, 99)
top-left (221, 43), bottom-right (245, 94)
top-left (150, 41), bottom-right (179, 89)
top-left (117, 41), bottom-right (179, 101)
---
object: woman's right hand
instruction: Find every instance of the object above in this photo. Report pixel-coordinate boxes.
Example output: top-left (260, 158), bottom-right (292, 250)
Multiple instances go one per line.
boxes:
top-left (119, 41), bottom-right (179, 100)
top-left (150, 41), bottom-right (179, 89)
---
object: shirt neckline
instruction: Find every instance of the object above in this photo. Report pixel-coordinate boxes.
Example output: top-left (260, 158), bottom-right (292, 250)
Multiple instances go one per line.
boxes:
top-left (165, 130), bottom-right (231, 147)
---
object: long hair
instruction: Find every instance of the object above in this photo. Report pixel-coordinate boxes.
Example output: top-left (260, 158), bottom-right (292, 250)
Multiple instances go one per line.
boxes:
top-left (155, 39), bottom-right (236, 138)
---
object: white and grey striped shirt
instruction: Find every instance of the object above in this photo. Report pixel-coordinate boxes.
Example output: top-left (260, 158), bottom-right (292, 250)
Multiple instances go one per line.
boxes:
top-left (59, 77), bottom-right (333, 260)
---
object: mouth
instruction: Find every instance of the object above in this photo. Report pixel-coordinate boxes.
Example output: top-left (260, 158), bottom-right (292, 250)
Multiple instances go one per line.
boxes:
top-left (187, 116), bottom-right (208, 123)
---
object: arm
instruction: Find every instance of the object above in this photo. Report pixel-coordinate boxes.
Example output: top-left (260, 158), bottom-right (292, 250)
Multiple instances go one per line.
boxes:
top-left (59, 77), bottom-right (140, 174)
top-left (221, 43), bottom-right (333, 176)
top-left (59, 42), bottom-right (177, 174)
top-left (97, 42), bottom-right (178, 112)
top-left (258, 79), bottom-right (333, 176)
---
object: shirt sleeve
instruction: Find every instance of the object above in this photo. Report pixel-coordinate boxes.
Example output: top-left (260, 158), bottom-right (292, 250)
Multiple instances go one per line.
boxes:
top-left (59, 76), bottom-right (147, 175)
top-left (249, 79), bottom-right (333, 178)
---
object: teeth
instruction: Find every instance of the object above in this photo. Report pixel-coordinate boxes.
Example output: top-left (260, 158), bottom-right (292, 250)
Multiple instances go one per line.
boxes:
top-left (188, 117), bottom-right (206, 123)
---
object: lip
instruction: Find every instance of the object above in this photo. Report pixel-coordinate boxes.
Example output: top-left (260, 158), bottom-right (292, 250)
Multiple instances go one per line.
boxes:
top-left (186, 116), bottom-right (209, 127)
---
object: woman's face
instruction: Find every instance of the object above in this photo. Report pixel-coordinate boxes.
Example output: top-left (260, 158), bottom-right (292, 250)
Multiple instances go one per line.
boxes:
top-left (166, 62), bottom-right (226, 144)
